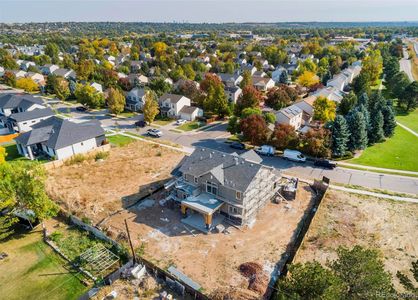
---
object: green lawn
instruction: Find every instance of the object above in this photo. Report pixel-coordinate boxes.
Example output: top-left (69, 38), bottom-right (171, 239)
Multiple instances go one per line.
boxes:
top-left (349, 126), bottom-right (418, 172)
top-left (396, 109), bottom-right (418, 133)
top-left (4, 143), bottom-right (49, 164)
top-left (177, 121), bottom-right (202, 131)
top-left (106, 134), bottom-right (135, 146)
top-left (0, 230), bottom-right (87, 300)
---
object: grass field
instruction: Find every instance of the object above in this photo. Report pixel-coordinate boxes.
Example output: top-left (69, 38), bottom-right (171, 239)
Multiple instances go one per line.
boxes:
top-left (0, 230), bottom-right (87, 300)
top-left (177, 120), bottom-right (202, 131)
top-left (396, 108), bottom-right (418, 133)
top-left (349, 126), bottom-right (418, 172)
top-left (106, 134), bottom-right (135, 146)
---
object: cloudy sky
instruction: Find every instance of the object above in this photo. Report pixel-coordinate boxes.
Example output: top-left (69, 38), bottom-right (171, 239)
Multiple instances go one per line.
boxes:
top-left (1, 0), bottom-right (417, 23)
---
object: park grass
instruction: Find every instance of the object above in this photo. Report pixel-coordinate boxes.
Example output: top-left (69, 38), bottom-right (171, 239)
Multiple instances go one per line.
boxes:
top-left (177, 120), bottom-right (202, 131)
top-left (396, 108), bottom-right (418, 133)
top-left (106, 134), bottom-right (135, 147)
top-left (348, 126), bottom-right (418, 172)
top-left (0, 230), bottom-right (87, 300)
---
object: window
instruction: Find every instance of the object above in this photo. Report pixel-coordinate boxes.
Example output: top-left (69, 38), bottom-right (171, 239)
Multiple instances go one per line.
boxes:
top-left (194, 176), bottom-right (198, 184)
top-left (229, 206), bottom-right (239, 214)
top-left (206, 181), bottom-right (218, 195)
top-left (81, 142), bottom-right (84, 146)
top-left (236, 191), bottom-right (241, 200)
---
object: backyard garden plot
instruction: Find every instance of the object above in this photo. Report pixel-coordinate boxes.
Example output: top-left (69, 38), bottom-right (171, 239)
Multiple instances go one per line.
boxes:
top-left (294, 189), bottom-right (418, 291)
top-left (0, 229), bottom-right (87, 300)
top-left (46, 140), bottom-right (184, 222)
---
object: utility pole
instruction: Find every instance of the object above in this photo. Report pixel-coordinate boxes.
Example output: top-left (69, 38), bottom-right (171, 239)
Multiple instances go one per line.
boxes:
top-left (124, 219), bottom-right (136, 264)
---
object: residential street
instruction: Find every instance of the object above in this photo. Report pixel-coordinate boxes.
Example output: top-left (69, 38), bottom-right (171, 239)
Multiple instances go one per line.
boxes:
top-left (400, 48), bottom-right (414, 82)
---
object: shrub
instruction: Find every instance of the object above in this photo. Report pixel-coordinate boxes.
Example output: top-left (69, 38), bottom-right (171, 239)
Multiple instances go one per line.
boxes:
top-left (65, 154), bottom-right (87, 165)
top-left (95, 151), bottom-right (109, 161)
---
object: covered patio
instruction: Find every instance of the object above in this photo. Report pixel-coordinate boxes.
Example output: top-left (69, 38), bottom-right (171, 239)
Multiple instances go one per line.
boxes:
top-left (180, 192), bottom-right (224, 233)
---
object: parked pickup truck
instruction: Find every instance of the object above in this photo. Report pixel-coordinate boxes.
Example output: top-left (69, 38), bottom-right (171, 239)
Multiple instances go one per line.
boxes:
top-left (255, 145), bottom-right (275, 156)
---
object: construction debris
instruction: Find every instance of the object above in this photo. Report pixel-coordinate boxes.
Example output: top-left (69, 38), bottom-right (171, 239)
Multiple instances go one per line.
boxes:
top-left (239, 262), bottom-right (263, 278)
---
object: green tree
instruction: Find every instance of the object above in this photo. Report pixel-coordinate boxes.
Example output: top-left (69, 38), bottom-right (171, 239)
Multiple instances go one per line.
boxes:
top-left (241, 107), bottom-right (262, 119)
top-left (331, 115), bottom-right (350, 157)
top-left (0, 49), bottom-right (18, 69)
top-left (239, 70), bottom-right (252, 89)
top-left (264, 112), bottom-right (276, 124)
top-left (149, 78), bottom-right (172, 97)
top-left (74, 84), bottom-right (105, 108)
top-left (338, 92), bottom-right (358, 115)
top-left (107, 87), bottom-right (126, 115)
top-left (346, 109), bottom-right (368, 151)
top-left (362, 49), bottom-right (383, 84)
top-left (279, 69), bottom-right (289, 84)
top-left (227, 116), bottom-right (240, 135)
top-left (369, 110), bottom-right (385, 144)
top-left (330, 246), bottom-right (394, 299)
top-left (3, 71), bottom-right (16, 87)
top-left (401, 81), bottom-right (418, 111)
top-left (45, 42), bottom-right (60, 63)
top-left (54, 77), bottom-right (70, 100)
top-left (381, 105), bottom-right (396, 137)
top-left (353, 72), bottom-right (371, 95)
top-left (313, 96), bottom-right (336, 123)
top-left (0, 162), bottom-right (58, 240)
top-left (143, 91), bottom-right (159, 124)
top-left (277, 261), bottom-right (344, 300)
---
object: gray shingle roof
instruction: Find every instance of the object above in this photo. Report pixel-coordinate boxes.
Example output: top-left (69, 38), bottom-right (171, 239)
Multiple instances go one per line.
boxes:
top-left (15, 116), bottom-right (104, 149)
top-left (0, 93), bottom-right (44, 110)
top-left (179, 147), bottom-right (275, 192)
top-left (159, 93), bottom-right (188, 104)
top-left (9, 107), bottom-right (54, 122)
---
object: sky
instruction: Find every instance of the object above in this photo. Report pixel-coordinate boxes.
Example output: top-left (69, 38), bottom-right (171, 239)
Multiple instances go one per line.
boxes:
top-left (1, 0), bottom-right (418, 23)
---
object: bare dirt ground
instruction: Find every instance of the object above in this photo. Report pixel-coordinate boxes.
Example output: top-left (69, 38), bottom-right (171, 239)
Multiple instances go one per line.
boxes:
top-left (46, 141), bottom-right (184, 222)
top-left (294, 190), bottom-right (418, 290)
top-left (102, 183), bottom-right (315, 296)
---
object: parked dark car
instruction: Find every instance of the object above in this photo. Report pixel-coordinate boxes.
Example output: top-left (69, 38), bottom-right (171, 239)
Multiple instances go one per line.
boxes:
top-left (76, 106), bottom-right (88, 112)
top-left (135, 120), bottom-right (146, 127)
top-left (230, 142), bottom-right (245, 150)
top-left (314, 159), bottom-right (337, 169)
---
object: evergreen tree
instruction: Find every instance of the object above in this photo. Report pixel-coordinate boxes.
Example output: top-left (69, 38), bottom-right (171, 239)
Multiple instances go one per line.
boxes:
top-left (369, 110), bottom-right (385, 144)
top-left (338, 91), bottom-right (358, 115)
top-left (346, 110), bottom-right (368, 151)
top-left (358, 92), bottom-right (369, 108)
top-left (331, 115), bottom-right (350, 157)
top-left (381, 105), bottom-right (396, 137)
top-left (278, 69), bottom-right (289, 84)
top-left (357, 104), bottom-right (371, 139)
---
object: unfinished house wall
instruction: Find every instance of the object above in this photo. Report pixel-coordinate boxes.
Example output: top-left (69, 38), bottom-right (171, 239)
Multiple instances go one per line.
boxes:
top-left (241, 167), bottom-right (279, 225)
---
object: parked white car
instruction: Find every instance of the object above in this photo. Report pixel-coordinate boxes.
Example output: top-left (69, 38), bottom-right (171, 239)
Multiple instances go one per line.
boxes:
top-left (283, 149), bottom-right (306, 162)
top-left (255, 145), bottom-right (275, 156)
top-left (147, 128), bottom-right (163, 137)
top-left (175, 119), bottom-right (187, 125)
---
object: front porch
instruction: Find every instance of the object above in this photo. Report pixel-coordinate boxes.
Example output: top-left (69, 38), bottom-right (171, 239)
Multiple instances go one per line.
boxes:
top-left (16, 142), bottom-right (52, 161)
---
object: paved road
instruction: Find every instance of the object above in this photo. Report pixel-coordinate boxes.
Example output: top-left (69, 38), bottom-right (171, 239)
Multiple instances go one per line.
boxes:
top-left (63, 105), bottom-right (418, 196)
top-left (400, 48), bottom-right (414, 82)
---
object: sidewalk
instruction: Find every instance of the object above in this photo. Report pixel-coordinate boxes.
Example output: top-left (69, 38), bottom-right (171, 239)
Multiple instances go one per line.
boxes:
top-left (397, 122), bottom-right (418, 137)
top-left (337, 161), bottom-right (418, 176)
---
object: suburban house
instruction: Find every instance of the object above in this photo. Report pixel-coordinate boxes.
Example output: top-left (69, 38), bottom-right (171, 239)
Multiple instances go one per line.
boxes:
top-left (12, 70), bottom-right (27, 79)
top-left (326, 73), bottom-right (349, 91)
top-left (40, 64), bottom-right (59, 75)
top-left (90, 82), bottom-right (103, 93)
top-left (0, 93), bottom-right (45, 119)
top-left (6, 107), bottom-right (55, 133)
top-left (25, 72), bottom-right (45, 85)
top-left (130, 61), bottom-right (142, 73)
top-left (225, 85), bottom-right (242, 103)
top-left (52, 68), bottom-right (76, 80)
top-left (158, 93), bottom-right (202, 120)
top-left (168, 147), bottom-right (281, 229)
top-left (240, 65), bottom-right (257, 75)
top-left (275, 104), bottom-right (303, 130)
top-left (18, 60), bottom-right (36, 71)
top-left (272, 66), bottom-right (287, 83)
top-left (125, 87), bottom-right (146, 111)
top-left (293, 95), bottom-right (317, 125)
top-left (252, 76), bottom-right (275, 92)
top-left (128, 74), bottom-right (149, 86)
top-left (14, 116), bottom-right (105, 161)
top-left (313, 86), bottom-right (344, 103)
top-left (217, 73), bottom-right (243, 87)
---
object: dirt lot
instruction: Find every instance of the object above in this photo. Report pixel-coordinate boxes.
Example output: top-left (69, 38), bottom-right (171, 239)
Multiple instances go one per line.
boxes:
top-left (46, 141), bottom-right (184, 222)
top-left (294, 190), bottom-right (418, 290)
top-left (102, 183), bottom-right (315, 296)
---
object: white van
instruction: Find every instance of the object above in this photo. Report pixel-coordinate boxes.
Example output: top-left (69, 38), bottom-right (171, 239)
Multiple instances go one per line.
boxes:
top-left (283, 149), bottom-right (306, 162)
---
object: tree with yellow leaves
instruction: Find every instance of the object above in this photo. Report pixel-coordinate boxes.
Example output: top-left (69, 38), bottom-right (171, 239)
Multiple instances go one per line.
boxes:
top-left (296, 71), bottom-right (319, 88)
top-left (153, 42), bottom-right (168, 61)
top-left (16, 77), bottom-right (39, 92)
top-left (313, 96), bottom-right (336, 123)
top-left (0, 146), bottom-right (6, 164)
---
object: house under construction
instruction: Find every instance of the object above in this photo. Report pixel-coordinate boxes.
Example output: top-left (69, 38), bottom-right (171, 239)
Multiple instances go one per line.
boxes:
top-left (167, 147), bottom-right (281, 230)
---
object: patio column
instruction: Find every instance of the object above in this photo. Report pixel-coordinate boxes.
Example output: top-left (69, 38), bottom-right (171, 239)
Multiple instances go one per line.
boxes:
top-left (181, 204), bottom-right (187, 216)
top-left (26, 146), bottom-right (34, 160)
top-left (204, 214), bottom-right (213, 230)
